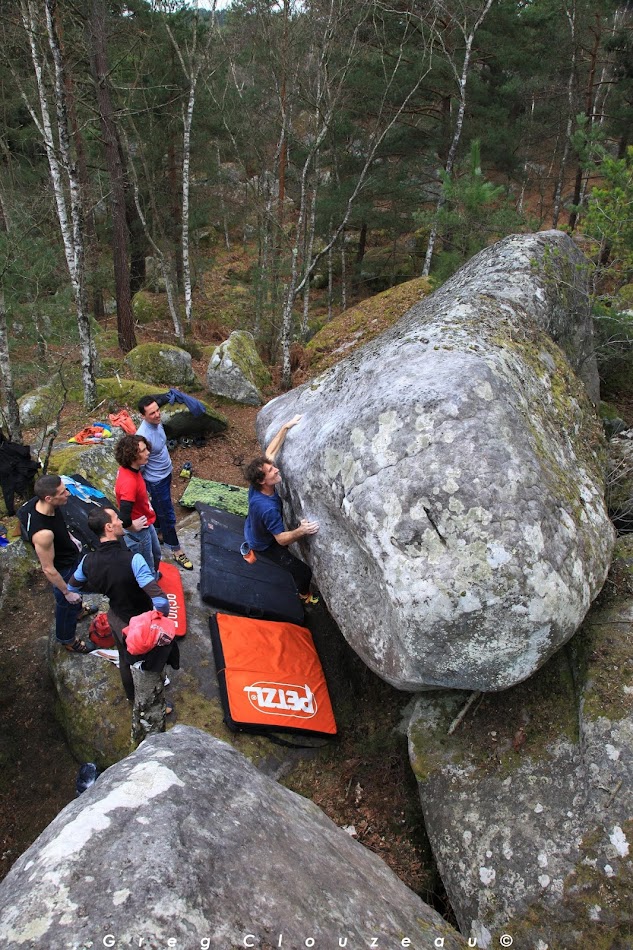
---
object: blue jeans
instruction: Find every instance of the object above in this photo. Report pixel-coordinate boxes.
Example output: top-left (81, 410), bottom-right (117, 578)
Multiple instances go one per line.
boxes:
top-left (123, 524), bottom-right (161, 577)
top-left (53, 564), bottom-right (83, 645)
top-left (145, 474), bottom-right (180, 550)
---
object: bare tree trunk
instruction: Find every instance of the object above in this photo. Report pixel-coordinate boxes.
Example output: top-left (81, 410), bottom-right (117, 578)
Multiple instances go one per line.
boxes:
top-left (45, 0), bottom-right (97, 404)
top-left (168, 140), bottom-right (183, 290)
top-left (88, 0), bottom-right (136, 352)
top-left (164, 1), bottom-right (214, 327)
top-left (0, 290), bottom-right (22, 442)
top-left (181, 74), bottom-right (197, 325)
top-left (341, 230), bottom-right (347, 312)
top-left (217, 144), bottom-right (230, 250)
top-left (422, 0), bottom-right (494, 277)
top-left (19, 0), bottom-right (96, 406)
top-left (301, 170), bottom-right (318, 338)
top-left (552, 0), bottom-right (577, 229)
top-left (327, 220), bottom-right (334, 323)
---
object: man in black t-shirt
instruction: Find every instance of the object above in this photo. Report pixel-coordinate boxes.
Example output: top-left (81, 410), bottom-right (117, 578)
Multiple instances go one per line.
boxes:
top-left (22, 474), bottom-right (93, 654)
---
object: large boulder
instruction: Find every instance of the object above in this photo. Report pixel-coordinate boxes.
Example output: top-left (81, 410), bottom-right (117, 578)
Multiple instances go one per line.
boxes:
top-left (407, 536), bottom-right (633, 948)
top-left (257, 231), bottom-right (614, 691)
top-left (0, 726), bottom-right (466, 949)
top-left (124, 342), bottom-right (196, 387)
top-left (47, 437), bottom-right (120, 499)
top-left (206, 329), bottom-right (271, 405)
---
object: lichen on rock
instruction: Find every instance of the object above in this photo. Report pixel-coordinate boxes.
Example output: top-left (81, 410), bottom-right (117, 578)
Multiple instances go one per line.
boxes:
top-left (407, 535), bottom-right (633, 948)
top-left (258, 231), bottom-right (614, 692)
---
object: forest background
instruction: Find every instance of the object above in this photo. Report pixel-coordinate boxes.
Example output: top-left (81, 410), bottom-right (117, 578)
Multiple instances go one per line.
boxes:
top-left (0, 0), bottom-right (632, 443)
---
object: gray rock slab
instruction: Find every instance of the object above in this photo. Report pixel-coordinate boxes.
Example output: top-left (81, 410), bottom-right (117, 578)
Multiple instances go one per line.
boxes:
top-left (407, 537), bottom-right (633, 947)
top-left (0, 726), bottom-right (466, 950)
top-left (206, 329), bottom-right (269, 405)
top-left (257, 231), bottom-right (614, 691)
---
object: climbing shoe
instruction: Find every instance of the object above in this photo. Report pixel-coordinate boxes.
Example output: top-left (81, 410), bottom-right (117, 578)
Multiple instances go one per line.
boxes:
top-left (179, 461), bottom-right (193, 479)
top-left (299, 592), bottom-right (320, 606)
top-left (173, 551), bottom-right (193, 570)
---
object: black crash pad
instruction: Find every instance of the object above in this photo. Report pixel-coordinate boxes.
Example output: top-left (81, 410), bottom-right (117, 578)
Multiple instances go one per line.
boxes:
top-left (196, 502), bottom-right (305, 625)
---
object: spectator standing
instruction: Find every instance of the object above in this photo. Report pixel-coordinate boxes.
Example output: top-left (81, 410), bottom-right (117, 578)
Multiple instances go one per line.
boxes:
top-left (115, 434), bottom-right (161, 580)
top-left (137, 396), bottom-right (193, 570)
top-left (68, 507), bottom-right (171, 705)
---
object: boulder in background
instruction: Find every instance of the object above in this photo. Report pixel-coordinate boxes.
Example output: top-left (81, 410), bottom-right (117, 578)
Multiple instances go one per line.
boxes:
top-left (206, 329), bottom-right (270, 405)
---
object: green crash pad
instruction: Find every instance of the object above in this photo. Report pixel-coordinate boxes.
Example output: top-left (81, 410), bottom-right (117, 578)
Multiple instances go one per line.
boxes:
top-left (179, 477), bottom-right (249, 517)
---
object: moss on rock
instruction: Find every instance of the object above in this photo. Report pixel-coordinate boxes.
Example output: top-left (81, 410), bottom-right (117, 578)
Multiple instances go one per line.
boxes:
top-left (50, 638), bottom-right (133, 770)
top-left (306, 277), bottom-right (432, 376)
top-left (124, 342), bottom-right (196, 388)
top-left (206, 330), bottom-right (271, 405)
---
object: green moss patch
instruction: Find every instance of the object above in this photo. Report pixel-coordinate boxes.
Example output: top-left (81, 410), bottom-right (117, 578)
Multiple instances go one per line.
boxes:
top-left (306, 277), bottom-right (432, 376)
top-left (410, 648), bottom-right (579, 785)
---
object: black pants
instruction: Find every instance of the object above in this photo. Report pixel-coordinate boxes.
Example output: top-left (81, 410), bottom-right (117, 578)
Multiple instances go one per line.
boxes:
top-left (258, 540), bottom-right (312, 595)
top-left (110, 613), bottom-right (134, 702)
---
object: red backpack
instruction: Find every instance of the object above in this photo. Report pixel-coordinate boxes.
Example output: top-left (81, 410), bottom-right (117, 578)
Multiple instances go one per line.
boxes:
top-left (89, 613), bottom-right (115, 649)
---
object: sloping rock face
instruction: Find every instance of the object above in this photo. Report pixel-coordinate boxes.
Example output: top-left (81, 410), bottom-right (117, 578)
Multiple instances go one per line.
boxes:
top-left (0, 726), bottom-right (466, 949)
top-left (47, 437), bottom-right (120, 498)
top-left (124, 342), bottom-right (196, 387)
top-left (206, 329), bottom-right (270, 405)
top-left (50, 632), bottom-right (133, 768)
top-left (258, 231), bottom-right (614, 691)
top-left (407, 536), bottom-right (633, 948)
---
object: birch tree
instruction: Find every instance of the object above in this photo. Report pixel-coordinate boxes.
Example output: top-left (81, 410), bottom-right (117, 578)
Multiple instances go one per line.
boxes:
top-left (18, 0), bottom-right (97, 406)
top-left (276, 0), bottom-right (439, 385)
top-left (159, 0), bottom-right (215, 326)
top-left (422, 0), bottom-right (495, 277)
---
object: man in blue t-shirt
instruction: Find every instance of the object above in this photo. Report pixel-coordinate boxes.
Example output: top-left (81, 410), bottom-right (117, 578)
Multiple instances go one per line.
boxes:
top-left (137, 395), bottom-right (193, 571)
top-left (244, 414), bottom-right (319, 602)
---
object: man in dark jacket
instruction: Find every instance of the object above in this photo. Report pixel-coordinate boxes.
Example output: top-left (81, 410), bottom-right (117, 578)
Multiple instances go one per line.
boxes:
top-left (68, 507), bottom-right (170, 702)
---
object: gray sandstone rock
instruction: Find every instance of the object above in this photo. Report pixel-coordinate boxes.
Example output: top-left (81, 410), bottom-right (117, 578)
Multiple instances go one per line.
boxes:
top-left (258, 231), bottom-right (614, 691)
top-left (0, 726), bottom-right (466, 949)
top-left (50, 630), bottom-right (133, 769)
top-left (206, 329), bottom-right (270, 405)
top-left (407, 536), bottom-right (633, 948)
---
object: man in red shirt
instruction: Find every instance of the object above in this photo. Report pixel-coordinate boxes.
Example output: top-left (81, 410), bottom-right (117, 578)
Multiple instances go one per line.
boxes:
top-left (115, 435), bottom-right (161, 580)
